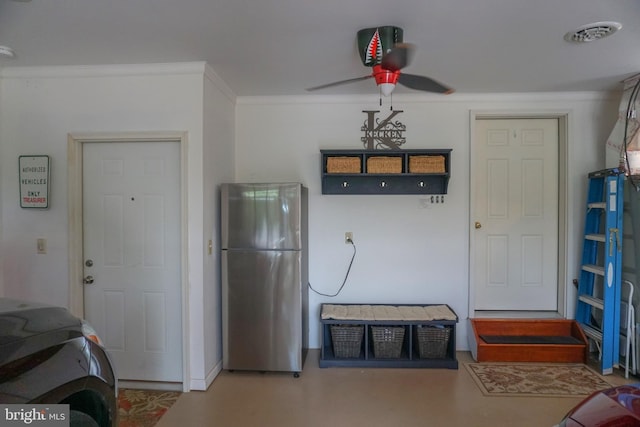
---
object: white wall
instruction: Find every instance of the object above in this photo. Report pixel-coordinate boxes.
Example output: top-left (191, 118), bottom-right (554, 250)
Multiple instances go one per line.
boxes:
top-left (0, 62), bottom-right (233, 390)
top-left (198, 66), bottom-right (235, 389)
top-left (235, 92), bottom-right (619, 350)
top-left (0, 62), bottom-right (621, 377)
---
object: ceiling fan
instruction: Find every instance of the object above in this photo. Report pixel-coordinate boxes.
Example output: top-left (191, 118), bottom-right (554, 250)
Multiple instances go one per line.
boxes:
top-left (307, 26), bottom-right (454, 96)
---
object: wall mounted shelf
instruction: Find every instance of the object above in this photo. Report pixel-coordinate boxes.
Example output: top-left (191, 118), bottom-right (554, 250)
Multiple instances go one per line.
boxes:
top-left (320, 149), bottom-right (451, 195)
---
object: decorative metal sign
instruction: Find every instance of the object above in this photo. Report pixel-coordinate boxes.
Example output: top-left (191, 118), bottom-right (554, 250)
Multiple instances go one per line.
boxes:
top-left (361, 110), bottom-right (406, 150)
top-left (19, 155), bottom-right (50, 209)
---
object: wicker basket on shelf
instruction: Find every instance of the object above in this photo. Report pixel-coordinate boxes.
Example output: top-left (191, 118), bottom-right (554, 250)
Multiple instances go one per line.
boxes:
top-left (326, 157), bottom-right (361, 174)
top-left (330, 325), bottom-right (364, 358)
top-left (370, 326), bottom-right (405, 358)
top-left (415, 325), bottom-right (451, 359)
top-left (366, 156), bottom-right (402, 174)
top-left (409, 155), bottom-right (445, 173)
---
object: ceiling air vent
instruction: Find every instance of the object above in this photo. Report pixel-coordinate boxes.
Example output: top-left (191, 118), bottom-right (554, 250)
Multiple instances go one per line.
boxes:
top-left (564, 21), bottom-right (622, 43)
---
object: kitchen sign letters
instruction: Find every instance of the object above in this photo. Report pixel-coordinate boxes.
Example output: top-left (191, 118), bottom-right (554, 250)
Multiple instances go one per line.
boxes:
top-left (19, 155), bottom-right (50, 209)
top-left (361, 110), bottom-right (406, 150)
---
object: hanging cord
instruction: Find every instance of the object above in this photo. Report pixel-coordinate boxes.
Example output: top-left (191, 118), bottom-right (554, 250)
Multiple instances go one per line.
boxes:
top-left (623, 79), bottom-right (640, 164)
top-left (623, 78), bottom-right (640, 190)
top-left (308, 239), bottom-right (356, 297)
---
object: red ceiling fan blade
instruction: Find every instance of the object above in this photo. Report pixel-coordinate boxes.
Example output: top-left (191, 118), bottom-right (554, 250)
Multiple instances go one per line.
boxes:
top-left (381, 43), bottom-right (414, 71)
top-left (306, 75), bottom-right (373, 91)
top-left (397, 73), bottom-right (454, 94)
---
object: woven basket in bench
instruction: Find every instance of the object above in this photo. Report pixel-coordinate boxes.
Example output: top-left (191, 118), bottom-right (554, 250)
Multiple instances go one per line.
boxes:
top-left (415, 325), bottom-right (451, 359)
top-left (330, 325), bottom-right (364, 358)
top-left (370, 326), bottom-right (405, 358)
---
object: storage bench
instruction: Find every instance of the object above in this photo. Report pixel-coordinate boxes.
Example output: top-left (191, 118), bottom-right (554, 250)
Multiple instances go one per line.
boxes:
top-left (319, 303), bottom-right (458, 369)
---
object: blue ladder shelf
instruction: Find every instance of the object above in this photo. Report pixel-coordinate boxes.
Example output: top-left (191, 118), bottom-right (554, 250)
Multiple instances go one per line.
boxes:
top-left (575, 169), bottom-right (624, 375)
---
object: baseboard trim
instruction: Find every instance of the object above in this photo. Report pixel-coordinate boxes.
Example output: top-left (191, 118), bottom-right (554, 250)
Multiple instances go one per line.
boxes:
top-left (118, 380), bottom-right (183, 391)
top-left (189, 360), bottom-right (223, 391)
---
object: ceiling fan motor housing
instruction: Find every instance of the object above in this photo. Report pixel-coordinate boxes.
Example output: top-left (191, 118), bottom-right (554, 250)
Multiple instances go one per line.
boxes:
top-left (372, 65), bottom-right (400, 85)
top-left (357, 26), bottom-right (403, 67)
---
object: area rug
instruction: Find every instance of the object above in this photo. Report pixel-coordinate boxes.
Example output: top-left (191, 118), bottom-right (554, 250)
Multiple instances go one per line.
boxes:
top-left (118, 388), bottom-right (181, 427)
top-left (465, 363), bottom-right (612, 398)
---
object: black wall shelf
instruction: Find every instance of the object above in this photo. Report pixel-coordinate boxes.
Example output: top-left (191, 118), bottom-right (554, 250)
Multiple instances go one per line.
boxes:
top-left (320, 149), bottom-right (451, 195)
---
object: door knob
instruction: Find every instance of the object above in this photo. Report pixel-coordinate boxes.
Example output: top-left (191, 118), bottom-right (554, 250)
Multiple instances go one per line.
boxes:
top-left (83, 275), bottom-right (94, 285)
top-left (475, 221), bottom-right (482, 229)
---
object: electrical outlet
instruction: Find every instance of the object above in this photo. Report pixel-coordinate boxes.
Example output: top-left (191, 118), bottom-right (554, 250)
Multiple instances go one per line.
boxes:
top-left (345, 232), bottom-right (353, 244)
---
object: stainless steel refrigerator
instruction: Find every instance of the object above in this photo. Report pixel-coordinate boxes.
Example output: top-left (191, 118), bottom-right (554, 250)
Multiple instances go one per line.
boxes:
top-left (221, 182), bottom-right (308, 375)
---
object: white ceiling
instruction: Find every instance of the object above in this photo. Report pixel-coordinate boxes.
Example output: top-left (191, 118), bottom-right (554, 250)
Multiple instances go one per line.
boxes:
top-left (0, 0), bottom-right (639, 97)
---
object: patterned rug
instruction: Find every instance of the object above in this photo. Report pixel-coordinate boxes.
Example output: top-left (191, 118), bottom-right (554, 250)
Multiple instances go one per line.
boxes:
top-left (465, 363), bottom-right (612, 398)
top-left (118, 388), bottom-right (181, 427)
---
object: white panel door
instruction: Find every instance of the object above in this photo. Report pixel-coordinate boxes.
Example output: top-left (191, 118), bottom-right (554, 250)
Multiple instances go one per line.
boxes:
top-left (473, 119), bottom-right (558, 310)
top-left (83, 141), bottom-right (182, 382)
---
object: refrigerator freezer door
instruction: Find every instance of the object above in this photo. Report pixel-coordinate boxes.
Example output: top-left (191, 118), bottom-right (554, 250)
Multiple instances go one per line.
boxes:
top-left (222, 250), bottom-right (303, 372)
top-left (221, 183), bottom-right (303, 250)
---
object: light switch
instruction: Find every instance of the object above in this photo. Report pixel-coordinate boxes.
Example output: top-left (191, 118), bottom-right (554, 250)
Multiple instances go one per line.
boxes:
top-left (37, 238), bottom-right (47, 254)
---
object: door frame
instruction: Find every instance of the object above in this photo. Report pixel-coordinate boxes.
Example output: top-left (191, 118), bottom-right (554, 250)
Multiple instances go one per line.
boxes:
top-left (468, 111), bottom-right (570, 319)
top-left (67, 131), bottom-right (190, 390)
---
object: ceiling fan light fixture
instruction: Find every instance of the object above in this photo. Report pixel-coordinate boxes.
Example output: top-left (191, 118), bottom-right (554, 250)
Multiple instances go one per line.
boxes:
top-left (379, 83), bottom-right (396, 97)
top-left (0, 45), bottom-right (16, 58)
top-left (564, 21), bottom-right (622, 43)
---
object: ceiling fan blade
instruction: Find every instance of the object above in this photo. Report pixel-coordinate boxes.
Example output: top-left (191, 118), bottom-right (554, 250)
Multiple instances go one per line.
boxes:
top-left (381, 43), bottom-right (414, 71)
top-left (306, 75), bottom-right (373, 91)
top-left (398, 73), bottom-right (454, 94)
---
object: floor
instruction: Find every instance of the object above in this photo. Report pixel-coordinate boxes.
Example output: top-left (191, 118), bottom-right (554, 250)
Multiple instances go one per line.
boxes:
top-left (155, 350), bottom-right (636, 427)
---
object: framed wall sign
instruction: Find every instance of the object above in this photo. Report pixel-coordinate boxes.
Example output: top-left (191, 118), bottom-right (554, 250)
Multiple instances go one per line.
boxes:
top-left (19, 155), bottom-right (50, 209)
